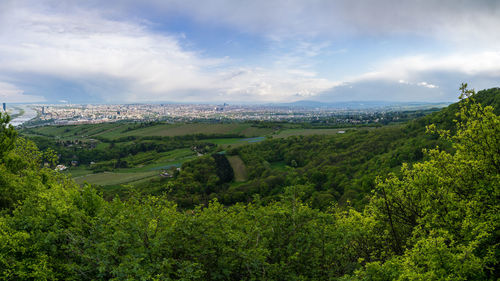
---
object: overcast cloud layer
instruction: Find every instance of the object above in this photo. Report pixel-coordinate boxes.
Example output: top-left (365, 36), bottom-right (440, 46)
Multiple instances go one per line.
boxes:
top-left (0, 0), bottom-right (499, 103)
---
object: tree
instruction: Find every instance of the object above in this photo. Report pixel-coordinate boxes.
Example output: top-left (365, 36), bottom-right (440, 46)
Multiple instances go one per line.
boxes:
top-left (0, 112), bottom-right (17, 161)
top-left (357, 84), bottom-right (500, 280)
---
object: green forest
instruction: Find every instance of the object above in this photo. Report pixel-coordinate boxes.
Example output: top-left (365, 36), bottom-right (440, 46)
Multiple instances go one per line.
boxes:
top-left (1, 85), bottom-right (499, 280)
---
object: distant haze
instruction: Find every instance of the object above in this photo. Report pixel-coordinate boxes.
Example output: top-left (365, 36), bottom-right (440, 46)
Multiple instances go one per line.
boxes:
top-left (0, 0), bottom-right (499, 103)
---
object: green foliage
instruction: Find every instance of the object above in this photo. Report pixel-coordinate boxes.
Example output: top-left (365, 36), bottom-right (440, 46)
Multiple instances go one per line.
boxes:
top-left (228, 124), bottom-right (447, 208)
top-left (168, 155), bottom-right (221, 207)
top-left (1, 189), bottom-right (382, 280)
top-left (0, 133), bottom-right (64, 211)
top-left (212, 153), bottom-right (234, 184)
top-left (0, 112), bottom-right (17, 160)
top-left (354, 84), bottom-right (500, 280)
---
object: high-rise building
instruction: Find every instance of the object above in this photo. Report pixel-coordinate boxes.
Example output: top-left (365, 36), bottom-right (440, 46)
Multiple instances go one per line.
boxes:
top-left (2, 103), bottom-right (5, 112)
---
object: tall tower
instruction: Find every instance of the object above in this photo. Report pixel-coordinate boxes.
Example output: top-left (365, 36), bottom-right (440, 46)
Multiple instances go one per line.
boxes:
top-left (2, 103), bottom-right (5, 112)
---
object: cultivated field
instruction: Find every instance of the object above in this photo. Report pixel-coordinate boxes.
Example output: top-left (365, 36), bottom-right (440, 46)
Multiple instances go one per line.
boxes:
top-left (74, 170), bottom-right (158, 186)
top-left (227, 155), bottom-right (248, 182)
top-left (24, 122), bottom-right (274, 140)
top-left (273, 128), bottom-right (349, 138)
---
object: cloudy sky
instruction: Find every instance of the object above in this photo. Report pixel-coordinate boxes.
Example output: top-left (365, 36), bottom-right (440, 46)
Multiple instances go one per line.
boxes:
top-left (0, 0), bottom-right (499, 103)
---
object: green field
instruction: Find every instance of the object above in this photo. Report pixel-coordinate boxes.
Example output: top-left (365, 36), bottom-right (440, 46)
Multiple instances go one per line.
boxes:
top-left (67, 148), bottom-right (196, 186)
top-left (26, 123), bottom-right (126, 139)
top-left (98, 123), bottom-right (273, 139)
top-left (63, 167), bottom-right (94, 178)
top-left (74, 170), bottom-right (158, 186)
top-left (204, 137), bottom-right (268, 148)
top-left (25, 122), bottom-right (274, 140)
top-left (273, 128), bottom-right (350, 138)
top-left (227, 155), bottom-right (248, 182)
top-left (23, 121), bottom-right (364, 141)
top-left (118, 149), bottom-right (195, 173)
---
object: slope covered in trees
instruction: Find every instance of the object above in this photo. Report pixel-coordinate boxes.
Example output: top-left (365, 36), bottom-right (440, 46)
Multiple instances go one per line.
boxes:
top-left (0, 85), bottom-right (498, 280)
top-left (160, 87), bottom-right (499, 210)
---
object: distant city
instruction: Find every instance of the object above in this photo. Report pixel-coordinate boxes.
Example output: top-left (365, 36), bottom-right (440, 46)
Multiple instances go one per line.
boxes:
top-left (2, 101), bottom-right (449, 126)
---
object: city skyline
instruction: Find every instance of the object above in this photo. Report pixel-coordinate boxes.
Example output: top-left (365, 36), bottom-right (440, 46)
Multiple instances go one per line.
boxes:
top-left (0, 0), bottom-right (499, 104)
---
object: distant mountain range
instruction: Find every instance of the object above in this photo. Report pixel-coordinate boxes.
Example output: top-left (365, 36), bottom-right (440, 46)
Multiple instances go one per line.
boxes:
top-left (269, 100), bottom-right (451, 110)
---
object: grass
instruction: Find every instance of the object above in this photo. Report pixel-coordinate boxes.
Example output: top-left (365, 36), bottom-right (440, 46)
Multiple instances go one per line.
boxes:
top-left (64, 167), bottom-right (94, 178)
top-left (273, 128), bottom-right (349, 138)
top-left (24, 122), bottom-right (362, 142)
top-left (240, 126), bottom-right (273, 136)
top-left (205, 137), bottom-right (267, 148)
top-left (227, 155), bottom-right (248, 182)
top-left (80, 123), bottom-right (272, 139)
top-left (120, 148), bottom-right (195, 172)
top-left (25, 122), bottom-right (275, 140)
top-left (153, 149), bottom-right (195, 163)
top-left (112, 123), bottom-right (272, 138)
top-left (74, 170), bottom-right (158, 186)
top-left (204, 138), bottom-right (246, 145)
top-left (70, 148), bottom-right (196, 187)
top-left (87, 123), bottom-right (128, 137)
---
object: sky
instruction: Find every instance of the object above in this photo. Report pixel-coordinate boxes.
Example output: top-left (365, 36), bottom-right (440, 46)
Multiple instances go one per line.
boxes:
top-left (0, 0), bottom-right (499, 104)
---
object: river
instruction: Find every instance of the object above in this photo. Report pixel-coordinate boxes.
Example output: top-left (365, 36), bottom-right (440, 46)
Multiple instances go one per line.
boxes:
top-left (9, 105), bottom-right (38, 126)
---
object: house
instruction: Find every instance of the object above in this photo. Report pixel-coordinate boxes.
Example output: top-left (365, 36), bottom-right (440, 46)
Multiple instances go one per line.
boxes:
top-left (160, 171), bottom-right (173, 178)
top-left (55, 165), bottom-right (67, 171)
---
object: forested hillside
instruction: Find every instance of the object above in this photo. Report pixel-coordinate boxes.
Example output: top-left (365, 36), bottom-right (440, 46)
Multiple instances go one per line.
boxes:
top-left (157, 87), bottom-right (500, 209)
top-left (1, 85), bottom-right (499, 280)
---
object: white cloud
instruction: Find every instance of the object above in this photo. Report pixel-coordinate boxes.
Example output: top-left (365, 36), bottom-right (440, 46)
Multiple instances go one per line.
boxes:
top-left (12, 0), bottom-right (498, 45)
top-left (347, 51), bottom-right (500, 86)
top-left (127, 0), bottom-right (500, 45)
top-left (0, 8), bottom-right (222, 101)
top-left (0, 82), bottom-right (46, 102)
top-left (397, 79), bottom-right (437, 89)
top-left (316, 51), bottom-right (500, 101)
top-left (0, 5), bottom-right (341, 103)
top-left (0, 0), bottom-right (498, 103)
top-left (216, 67), bottom-right (339, 102)
top-left (417, 82), bottom-right (438, 89)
